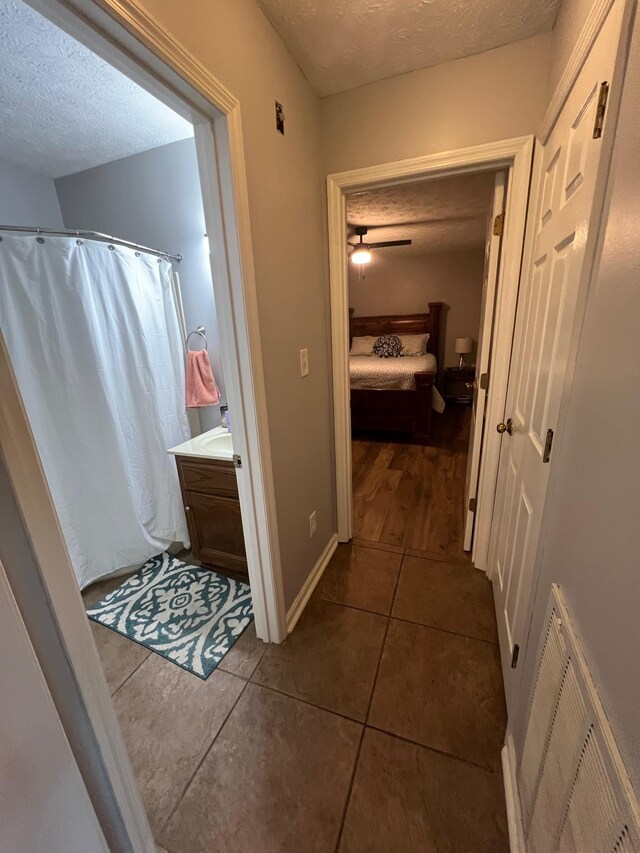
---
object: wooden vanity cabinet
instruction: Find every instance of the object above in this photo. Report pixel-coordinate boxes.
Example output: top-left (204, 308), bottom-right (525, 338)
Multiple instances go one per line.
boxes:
top-left (175, 455), bottom-right (248, 581)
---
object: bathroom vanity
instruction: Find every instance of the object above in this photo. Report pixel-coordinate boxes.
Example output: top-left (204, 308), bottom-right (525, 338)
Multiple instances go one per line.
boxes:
top-left (168, 427), bottom-right (248, 581)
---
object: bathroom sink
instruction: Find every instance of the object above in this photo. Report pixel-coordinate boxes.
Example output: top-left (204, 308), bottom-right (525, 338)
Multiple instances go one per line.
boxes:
top-left (201, 430), bottom-right (233, 456)
top-left (167, 426), bottom-right (234, 462)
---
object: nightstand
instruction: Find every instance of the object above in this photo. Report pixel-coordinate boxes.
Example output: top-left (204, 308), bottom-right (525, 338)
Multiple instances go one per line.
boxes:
top-left (445, 366), bottom-right (476, 403)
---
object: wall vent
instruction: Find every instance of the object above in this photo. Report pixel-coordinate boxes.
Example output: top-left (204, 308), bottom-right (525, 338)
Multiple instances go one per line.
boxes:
top-left (518, 584), bottom-right (640, 852)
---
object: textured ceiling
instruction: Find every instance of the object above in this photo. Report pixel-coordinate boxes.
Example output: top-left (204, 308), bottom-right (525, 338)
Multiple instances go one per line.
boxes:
top-left (346, 171), bottom-right (496, 255)
top-left (257, 0), bottom-right (561, 96)
top-left (0, 0), bottom-right (194, 178)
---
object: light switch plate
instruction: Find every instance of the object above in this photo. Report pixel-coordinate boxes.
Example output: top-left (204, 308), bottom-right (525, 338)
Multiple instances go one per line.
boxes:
top-left (299, 348), bottom-right (309, 377)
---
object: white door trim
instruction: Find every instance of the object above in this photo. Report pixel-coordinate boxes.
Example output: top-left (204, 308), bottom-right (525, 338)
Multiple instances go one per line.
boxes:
top-left (0, 1), bottom-right (286, 850)
top-left (328, 136), bottom-right (534, 562)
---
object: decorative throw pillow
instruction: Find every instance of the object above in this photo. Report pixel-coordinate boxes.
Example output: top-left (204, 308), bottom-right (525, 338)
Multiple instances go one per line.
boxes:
top-left (398, 333), bottom-right (429, 357)
top-left (350, 335), bottom-right (377, 356)
top-left (373, 334), bottom-right (402, 358)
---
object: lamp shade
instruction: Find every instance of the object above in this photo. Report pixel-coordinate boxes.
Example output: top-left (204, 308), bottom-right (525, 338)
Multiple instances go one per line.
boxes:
top-left (455, 337), bottom-right (473, 355)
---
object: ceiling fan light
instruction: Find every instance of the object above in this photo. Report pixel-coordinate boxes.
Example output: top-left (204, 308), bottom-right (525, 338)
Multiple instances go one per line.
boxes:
top-left (351, 246), bottom-right (372, 265)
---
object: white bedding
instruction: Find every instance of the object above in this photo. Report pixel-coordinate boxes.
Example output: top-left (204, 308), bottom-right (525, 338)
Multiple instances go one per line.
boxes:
top-left (349, 354), bottom-right (437, 390)
top-left (350, 354), bottom-right (445, 412)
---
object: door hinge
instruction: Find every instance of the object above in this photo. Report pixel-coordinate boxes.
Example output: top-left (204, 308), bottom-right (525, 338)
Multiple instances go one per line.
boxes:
top-left (469, 497), bottom-right (477, 513)
top-left (593, 81), bottom-right (609, 138)
top-left (493, 212), bottom-right (504, 237)
top-left (479, 372), bottom-right (489, 390)
top-left (232, 453), bottom-right (242, 469)
top-left (511, 644), bottom-right (520, 669)
top-left (542, 429), bottom-right (554, 464)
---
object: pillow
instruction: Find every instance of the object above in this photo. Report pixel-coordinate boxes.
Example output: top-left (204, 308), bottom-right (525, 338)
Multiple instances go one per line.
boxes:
top-left (398, 333), bottom-right (429, 357)
top-left (373, 334), bottom-right (402, 358)
top-left (350, 335), bottom-right (377, 356)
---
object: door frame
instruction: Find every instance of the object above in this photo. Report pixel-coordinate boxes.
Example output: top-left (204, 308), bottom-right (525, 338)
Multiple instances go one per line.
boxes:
top-left (0, 0), bottom-right (287, 850)
top-left (328, 136), bottom-right (534, 567)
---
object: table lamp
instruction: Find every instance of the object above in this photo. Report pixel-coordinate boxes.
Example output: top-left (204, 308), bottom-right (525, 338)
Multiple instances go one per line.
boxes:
top-left (455, 337), bottom-right (473, 369)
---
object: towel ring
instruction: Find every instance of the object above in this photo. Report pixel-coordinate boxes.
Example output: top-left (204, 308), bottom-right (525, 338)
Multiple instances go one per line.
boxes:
top-left (186, 326), bottom-right (208, 351)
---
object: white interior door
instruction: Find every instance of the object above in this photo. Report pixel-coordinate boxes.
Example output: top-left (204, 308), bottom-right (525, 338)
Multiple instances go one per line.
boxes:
top-left (488, 0), bottom-right (624, 708)
top-left (463, 171), bottom-right (506, 551)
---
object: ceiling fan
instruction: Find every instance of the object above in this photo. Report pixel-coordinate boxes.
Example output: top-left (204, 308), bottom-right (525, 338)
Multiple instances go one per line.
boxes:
top-left (348, 226), bottom-right (411, 265)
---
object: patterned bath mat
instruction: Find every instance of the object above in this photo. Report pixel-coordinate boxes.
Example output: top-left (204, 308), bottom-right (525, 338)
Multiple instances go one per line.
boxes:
top-left (87, 552), bottom-right (253, 679)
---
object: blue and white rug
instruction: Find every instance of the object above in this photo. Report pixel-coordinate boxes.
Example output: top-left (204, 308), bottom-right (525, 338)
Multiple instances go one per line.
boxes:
top-left (87, 552), bottom-right (253, 679)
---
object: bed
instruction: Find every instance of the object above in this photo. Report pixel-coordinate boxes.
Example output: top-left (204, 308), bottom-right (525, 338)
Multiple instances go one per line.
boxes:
top-left (349, 302), bottom-right (444, 444)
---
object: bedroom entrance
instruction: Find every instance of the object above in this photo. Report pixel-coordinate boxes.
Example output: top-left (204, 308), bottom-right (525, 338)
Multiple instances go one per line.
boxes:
top-left (328, 137), bottom-right (533, 570)
top-left (347, 169), bottom-right (504, 560)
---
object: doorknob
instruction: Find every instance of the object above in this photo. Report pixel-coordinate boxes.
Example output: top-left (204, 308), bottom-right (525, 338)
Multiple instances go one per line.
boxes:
top-left (465, 380), bottom-right (477, 390)
top-left (496, 418), bottom-right (514, 435)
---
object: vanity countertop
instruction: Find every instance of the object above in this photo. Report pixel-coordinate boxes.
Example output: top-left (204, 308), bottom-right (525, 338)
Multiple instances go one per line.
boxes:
top-left (167, 425), bottom-right (233, 462)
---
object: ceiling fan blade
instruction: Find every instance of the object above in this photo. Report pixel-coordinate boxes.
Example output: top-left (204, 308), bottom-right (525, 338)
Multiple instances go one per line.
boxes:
top-left (368, 239), bottom-right (412, 248)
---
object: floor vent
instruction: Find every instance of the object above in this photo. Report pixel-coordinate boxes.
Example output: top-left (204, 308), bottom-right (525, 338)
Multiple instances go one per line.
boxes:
top-left (518, 584), bottom-right (640, 852)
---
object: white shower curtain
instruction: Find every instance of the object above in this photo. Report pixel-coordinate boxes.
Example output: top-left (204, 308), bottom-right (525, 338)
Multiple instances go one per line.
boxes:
top-left (0, 234), bottom-right (191, 589)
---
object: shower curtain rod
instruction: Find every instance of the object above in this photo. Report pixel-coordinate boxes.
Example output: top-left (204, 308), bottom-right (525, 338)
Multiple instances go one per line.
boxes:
top-left (0, 225), bottom-right (182, 263)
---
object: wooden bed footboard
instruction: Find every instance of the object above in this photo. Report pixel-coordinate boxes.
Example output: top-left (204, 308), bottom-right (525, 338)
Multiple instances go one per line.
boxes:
top-left (349, 302), bottom-right (443, 445)
top-left (350, 370), bottom-right (435, 444)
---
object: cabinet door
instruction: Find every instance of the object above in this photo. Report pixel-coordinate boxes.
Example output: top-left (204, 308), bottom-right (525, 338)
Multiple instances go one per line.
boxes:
top-left (185, 490), bottom-right (248, 578)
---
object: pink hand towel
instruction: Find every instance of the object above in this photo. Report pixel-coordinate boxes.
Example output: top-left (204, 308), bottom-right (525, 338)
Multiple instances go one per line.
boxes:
top-left (186, 350), bottom-right (220, 407)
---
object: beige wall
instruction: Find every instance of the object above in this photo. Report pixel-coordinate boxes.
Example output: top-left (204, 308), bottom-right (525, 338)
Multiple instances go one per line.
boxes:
top-left (140, 0), bottom-right (333, 608)
top-left (321, 33), bottom-right (552, 175)
top-left (349, 250), bottom-right (485, 367)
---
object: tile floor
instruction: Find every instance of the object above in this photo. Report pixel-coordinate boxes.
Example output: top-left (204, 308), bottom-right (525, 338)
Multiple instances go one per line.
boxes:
top-left (85, 539), bottom-right (508, 852)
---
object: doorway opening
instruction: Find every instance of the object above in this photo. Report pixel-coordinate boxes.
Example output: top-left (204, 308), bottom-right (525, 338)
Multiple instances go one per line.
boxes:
top-left (328, 137), bottom-right (533, 572)
top-left (346, 169), bottom-right (505, 561)
top-left (0, 0), bottom-right (284, 847)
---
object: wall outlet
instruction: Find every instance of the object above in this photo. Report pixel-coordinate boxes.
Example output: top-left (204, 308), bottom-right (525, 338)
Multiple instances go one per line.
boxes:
top-left (309, 510), bottom-right (317, 537)
top-left (299, 348), bottom-right (309, 377)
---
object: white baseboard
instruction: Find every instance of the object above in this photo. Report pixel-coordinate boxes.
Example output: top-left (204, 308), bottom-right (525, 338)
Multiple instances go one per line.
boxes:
top-left (502, 734), bottom-right (526, 852)
top-left (286, 534), bottom-right (338, 633)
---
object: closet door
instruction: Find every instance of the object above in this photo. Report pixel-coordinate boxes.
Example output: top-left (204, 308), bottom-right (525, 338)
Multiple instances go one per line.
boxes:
top-left (488, 0), bottom-right (625, 709)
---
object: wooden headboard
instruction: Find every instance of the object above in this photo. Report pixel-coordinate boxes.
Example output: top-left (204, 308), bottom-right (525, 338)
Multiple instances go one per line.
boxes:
top-left (349, 302), bottom-right (444, 365)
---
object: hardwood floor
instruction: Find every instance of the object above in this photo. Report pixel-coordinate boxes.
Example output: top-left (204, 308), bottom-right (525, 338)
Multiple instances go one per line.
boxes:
top-left (352, 405), bottom-right (472, 562)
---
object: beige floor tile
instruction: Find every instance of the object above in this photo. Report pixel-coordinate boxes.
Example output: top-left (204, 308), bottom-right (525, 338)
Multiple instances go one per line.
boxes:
top-left (315, 543), bottom-right (402, 615)
top-left (251, 598), bottom-right (387, 721)
top-left (369, 619), bottom-right (506, 770)
top-left (217, 622), bottom-right (266, 679)
top-left (160, 683), bottom-right (362, 853)
top-left (392, 555), bottom-right (498, 643)
top-left (90, 620), bottom-right (150, 694)
top-left (339, 728), bottom-right (509, 852)
top-left (83, 574), bottom-right (152, 693)
top-left (112, 654), bottom-right (245, 836)
top-left (82, 573), bottom-right (132, 608)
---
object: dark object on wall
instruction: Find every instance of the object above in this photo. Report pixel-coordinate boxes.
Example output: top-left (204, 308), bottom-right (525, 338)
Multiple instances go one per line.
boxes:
top-left (275, 100), bottom-right (285, 135)
top-left (349, 302), bottom-right (443, 444)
